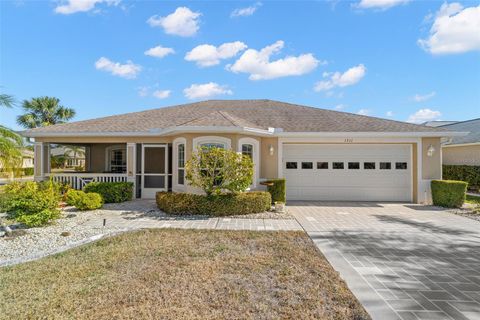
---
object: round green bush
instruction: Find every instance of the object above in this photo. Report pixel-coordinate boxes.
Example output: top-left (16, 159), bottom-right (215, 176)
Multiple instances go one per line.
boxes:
top-left (0, 181), bottom-right (61, 227)
top-left (74, 192), bottom-right (104, 211)
top-left (156, 191), bottom-right (271, 216)
top-left (431, 180), bottom-right (467, 208)
top-left (65, 189), bottom-right (82, 206)
top-left (84, 182), bottom-right (133, 203)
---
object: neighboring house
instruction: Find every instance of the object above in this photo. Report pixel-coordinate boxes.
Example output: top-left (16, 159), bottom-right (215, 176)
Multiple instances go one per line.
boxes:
top-left (437, 119), bottom-right (480, 166)
top-left (51, 146), bottom-right (86, 169)
top-left (24, 99), bottom-right (463, 203)
top-left (21, 149), bottom-right (34, 170)
top-left (0, 148), bottom-right (34, 171)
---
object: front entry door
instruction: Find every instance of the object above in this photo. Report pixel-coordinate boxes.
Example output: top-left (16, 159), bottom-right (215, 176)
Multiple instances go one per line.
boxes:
top-left (142, 144), bottom-right (168, 198)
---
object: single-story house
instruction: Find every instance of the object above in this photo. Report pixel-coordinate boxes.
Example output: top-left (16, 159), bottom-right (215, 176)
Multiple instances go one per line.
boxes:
top-left (23, 99), bottom-right (464, 203)
top-left (437, 119), bottom-right (479, 166)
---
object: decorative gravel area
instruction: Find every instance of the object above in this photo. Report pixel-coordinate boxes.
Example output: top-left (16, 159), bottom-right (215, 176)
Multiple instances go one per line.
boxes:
top-left (450, 207), bottom-right (480, 222)
top-left (0, 200), bottom-right (298, 267)
top-left (0, 210), bottom-right (127, 267)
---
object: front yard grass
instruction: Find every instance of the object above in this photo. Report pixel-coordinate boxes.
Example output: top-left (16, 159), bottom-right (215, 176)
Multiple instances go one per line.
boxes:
top-left (466, 194), bottom-right (480, 214)
top-left (466, 194), bottom-right (480, 206)
top-left (0, 229), bottom-right (370, 320)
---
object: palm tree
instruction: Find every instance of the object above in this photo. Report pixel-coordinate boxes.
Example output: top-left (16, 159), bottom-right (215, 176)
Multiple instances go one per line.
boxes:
top-left (17, 96), bottom-right (75, 129)
top-left (0, 93), bottom-right (23, 179)
top-left (0, 94), bottom-right (15, 108)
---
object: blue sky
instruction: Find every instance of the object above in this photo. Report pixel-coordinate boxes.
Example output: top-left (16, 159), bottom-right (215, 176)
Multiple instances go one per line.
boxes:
top-left (1, 0), bottom-right (479, 130)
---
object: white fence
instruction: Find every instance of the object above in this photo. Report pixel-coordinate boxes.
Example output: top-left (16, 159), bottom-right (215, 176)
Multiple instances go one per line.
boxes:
top-left (47, 173), bottom-right (128, 190)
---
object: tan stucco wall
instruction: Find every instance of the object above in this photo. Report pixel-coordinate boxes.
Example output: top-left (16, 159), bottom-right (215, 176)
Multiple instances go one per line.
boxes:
top-left (260, 137), bottom-right (278, 179)
top-left (422, 137), bottom-right (442, 180)
top-left (442, 145), bottom-right (480, 166)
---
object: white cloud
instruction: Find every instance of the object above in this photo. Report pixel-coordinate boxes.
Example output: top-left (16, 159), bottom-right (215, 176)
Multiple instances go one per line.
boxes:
top-left (227, 40), bottom-right (320, 80)
top-left (231, 2), bottom-right (262, 17)
top-left (54, 0), bottom-right (119, 14)
top-left (357, 109), bottom-right (370, 116)
top-left (183, 82), bottom-right (233, 100)
top-left (153, 90), bottom-right (171, 99)
top-left (314, 64), bottom-right (366, 91)
top-left (418, 3), bottom-right (480, 54)
top-left (94, 57), bottom-right (141, 79)
top-left (335, 104), bottom-right (346, 110)
top-left (144, 45), bottom-right (175, 58)
top-left (386, 111), bottom-right (394, 117)
top-left (413, 91), bottom-right (436, 102)
top-left (185, 41), bottom-right (247, 67)
top-left (147, 7), bottom-right (201, 37)
top-left (138, 86), bottom-right (149, 97)
top-left (407, 108), bottom-right (442, 123)
top-left (356, 0), bottom-right (409, 10)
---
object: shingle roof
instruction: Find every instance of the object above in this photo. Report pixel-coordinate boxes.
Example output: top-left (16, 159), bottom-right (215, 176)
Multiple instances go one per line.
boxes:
top-left (440, 118), bottom-right (480, 145)
top-left (25, 99), bottom-right (447, 135)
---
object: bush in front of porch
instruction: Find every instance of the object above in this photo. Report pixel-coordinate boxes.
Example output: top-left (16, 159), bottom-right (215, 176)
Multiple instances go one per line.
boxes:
top-left (84, 182), bottom-right (133, 203)
top-left (156, 191), bottom-right (271, 216)
top-left (0, 180), bottom-right (61, 227)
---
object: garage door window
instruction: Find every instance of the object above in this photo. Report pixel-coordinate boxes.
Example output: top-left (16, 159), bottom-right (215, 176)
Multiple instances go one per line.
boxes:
top-left (333, 162), bottom-right (344, 169)
top-left (301, 162), bottom-right (313, 169)
top-left (380, 162), bottom-right (391, 170)
top-left (317, 162), bottom-right (328, 169)
top-left (396, 162), bottom-right (408, 170)
top-left (286, 162), bottom-right (298, 169)
top-left (348, 162), bottom-right (360, 169)
top-left (364, 162), bottom-right (376, 170)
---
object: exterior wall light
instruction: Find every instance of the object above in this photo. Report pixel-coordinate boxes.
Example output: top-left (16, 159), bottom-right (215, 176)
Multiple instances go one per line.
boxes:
top-left (268, 144), bottom-right (274, 156)
top-left (427, 144), bottom-right (435, 157)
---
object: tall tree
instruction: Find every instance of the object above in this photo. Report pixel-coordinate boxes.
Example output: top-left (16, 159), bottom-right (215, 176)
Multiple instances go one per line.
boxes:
top-left (17, 96), bottom-right (75, 129)
top-left (0, 93), bottom-right (23, 179)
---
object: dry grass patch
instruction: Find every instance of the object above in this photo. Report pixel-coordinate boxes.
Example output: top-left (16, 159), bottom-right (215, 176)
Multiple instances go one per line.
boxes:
top-left (0, 229), bottom-right (370, 320)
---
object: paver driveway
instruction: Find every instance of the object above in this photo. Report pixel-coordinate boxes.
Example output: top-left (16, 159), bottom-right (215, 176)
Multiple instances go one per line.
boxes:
top-left (289, 202), bottom-right (480, 320)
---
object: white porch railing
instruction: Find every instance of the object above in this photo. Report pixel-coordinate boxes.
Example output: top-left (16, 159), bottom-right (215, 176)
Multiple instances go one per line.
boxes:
top-left (46, 173), bottom-right (128, 190)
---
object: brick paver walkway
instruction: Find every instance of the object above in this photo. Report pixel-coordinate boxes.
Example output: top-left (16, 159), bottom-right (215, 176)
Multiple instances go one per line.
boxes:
top-left (290, 202), bottom-right (480, 320)
top-left (81, 200), bottom-right (303, 232)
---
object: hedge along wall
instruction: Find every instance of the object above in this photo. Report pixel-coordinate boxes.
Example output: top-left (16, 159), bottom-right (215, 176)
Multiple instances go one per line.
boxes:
top-left (431, 180), bottom-right (467, 208)
top-left (443, 165), bottom-right (480, 189)
top-left (265, 179), bottom-right (286, 204)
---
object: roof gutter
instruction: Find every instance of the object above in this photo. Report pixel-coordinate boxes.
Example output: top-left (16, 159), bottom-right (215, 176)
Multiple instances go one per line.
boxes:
top-left (276, 131), bottom-right (468, 138)
top-left (23, 126), bottom-right (275, 138)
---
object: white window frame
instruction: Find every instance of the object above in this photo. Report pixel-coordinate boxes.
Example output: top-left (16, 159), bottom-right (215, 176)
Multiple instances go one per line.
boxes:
top-left (105, 145), bottom-right (127, 173)
top-left (192, 136), bottom-right (231, 150)
top-left (173, 137), bottom-right (187, 191)
top-left (238, 137), bottom-right (260, 189)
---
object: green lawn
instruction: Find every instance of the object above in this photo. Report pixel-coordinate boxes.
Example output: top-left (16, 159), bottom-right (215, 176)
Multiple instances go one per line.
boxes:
top-left (466, 194), bottom-right (480, 206)
top-left (0, 229), bottom-right (370, 320)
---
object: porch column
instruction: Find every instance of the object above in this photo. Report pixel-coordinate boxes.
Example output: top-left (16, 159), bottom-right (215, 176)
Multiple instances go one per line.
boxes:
top-left (84, 145), bottom-right (91, 171)
top-left (34, 142), bottom-right (50, 181)
top-left (126, 143), bottom-right (136, 190)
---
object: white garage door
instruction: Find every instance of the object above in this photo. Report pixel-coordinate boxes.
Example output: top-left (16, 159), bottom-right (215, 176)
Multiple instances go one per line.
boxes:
top-left (283, 144), bottom-right (412, 202)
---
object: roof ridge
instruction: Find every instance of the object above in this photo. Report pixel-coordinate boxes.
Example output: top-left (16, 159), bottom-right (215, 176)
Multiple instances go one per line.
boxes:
top-left (440, 118), bottom-right (480, 127)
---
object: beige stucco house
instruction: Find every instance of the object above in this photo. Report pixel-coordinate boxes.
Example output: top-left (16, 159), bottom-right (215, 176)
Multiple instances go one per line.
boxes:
top-left (23, 100), bottom-right (463, 203)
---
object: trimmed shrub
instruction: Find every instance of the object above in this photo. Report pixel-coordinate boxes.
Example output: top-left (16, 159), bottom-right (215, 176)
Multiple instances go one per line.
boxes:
top-left (65, 189), bottom-right (82, 206)
top-left (265, 178), bottom-right (286, 204)
top-left (84, 182), bottom-right (133, 203)
top-left (156, 191), bottom-right (271, 216)
top-left (0, 180), bottom-right (61, 227)
top-left (431, 180), bottom-right (467, 208)
top-left (66, 189), bottom-right (103, 210)
top-left (73, 192), bottom-right (103, 211)
top-left (443, 165), bottom-right (480, 190)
